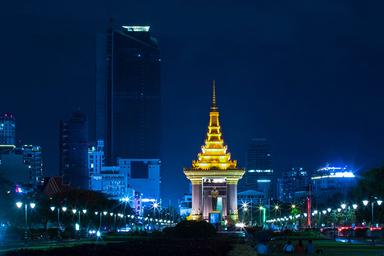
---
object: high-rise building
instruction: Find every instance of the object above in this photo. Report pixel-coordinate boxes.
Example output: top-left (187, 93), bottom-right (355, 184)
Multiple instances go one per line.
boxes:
top-left (96, 25), bottom-right (161, 164)
top-left (240, 138), bottom-right (273, 199)
top-left (22, 145), bottom-right (44, 186)
top-left (311, 165), bottom-right (356, 206)
top-left (0, 113), bottom-right (16, 145)
top-left (88, 140), bottom-right (105, 179)
top-left (0, 145), bottom-right (43, 186)
top-left (118, 158), bottom-right (161, 201)
top-left (276, 167), bottom-right (309, 203)
top-left (59, 111), bottom-right (89, 189)
top-left (0, 147), bottom-right (29, 185)
top-left (88, 139), bottom-right (161, 205)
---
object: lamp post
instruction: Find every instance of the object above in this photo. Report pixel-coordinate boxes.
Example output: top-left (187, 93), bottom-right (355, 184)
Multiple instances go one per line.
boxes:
top-left (16, 201), bottom-right (36, 244)
top-left (363, 199), bottom-right (383, 225)
top-left (50, 206), bottom-right (62, 230)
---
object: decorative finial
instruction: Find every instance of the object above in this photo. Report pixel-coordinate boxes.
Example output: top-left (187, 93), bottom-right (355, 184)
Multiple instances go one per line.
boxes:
top-left (211, 80), bottom-right (217, 110)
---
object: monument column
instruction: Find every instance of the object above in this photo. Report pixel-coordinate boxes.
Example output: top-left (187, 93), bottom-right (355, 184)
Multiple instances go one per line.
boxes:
top-left (191, 180), bottom-right (202, 219)
top-left (227, 180), bottom-right (238, 223)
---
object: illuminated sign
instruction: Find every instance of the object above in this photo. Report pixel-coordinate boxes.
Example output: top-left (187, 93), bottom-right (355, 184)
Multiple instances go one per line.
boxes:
top-left (122, 26), bottom-right (150, 32)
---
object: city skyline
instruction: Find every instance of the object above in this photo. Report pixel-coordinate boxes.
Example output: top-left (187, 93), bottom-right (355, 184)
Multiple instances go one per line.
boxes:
top-left (1, 1), bottom-right (384, 202)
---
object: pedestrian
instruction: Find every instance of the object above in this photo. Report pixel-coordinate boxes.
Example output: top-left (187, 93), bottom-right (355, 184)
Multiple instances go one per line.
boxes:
top-left (255, 241), bottom-right (268, 255)
top-left (283, 240), bottom-right (294, 254)
top-left (295, 239), bottom-right (304, 254)
top-left (305, 239), bottom-right (315, 254)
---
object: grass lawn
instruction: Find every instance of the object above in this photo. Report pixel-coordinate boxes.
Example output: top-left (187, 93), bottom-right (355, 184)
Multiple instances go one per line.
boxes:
top-left (259, 239), bottom-right (384, 256)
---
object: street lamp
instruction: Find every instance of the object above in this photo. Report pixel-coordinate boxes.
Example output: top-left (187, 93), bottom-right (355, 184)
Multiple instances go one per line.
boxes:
top-left (327, 208), bottom-right (332, 213)
top-left (16, 201), bottom-right (36, 243)
top-left (352, 204), bottom-right (358, 210)
top-left (363, 199), bottom-right (383, 225)
top-left (153, 202), bottom-right (159, 218)
top-left (341, 203), bottom-right (347, 210)
top-left (50, 206), bottom-right (62, 230)
top-left (62, 206), bottom-right (67, 212)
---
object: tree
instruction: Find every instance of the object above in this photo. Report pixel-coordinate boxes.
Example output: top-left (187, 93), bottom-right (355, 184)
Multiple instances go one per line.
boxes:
top-left (350, 166), bottom-right (384, 224)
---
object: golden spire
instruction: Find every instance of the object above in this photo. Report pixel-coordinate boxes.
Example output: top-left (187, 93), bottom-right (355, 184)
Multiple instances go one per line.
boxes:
top-left (191, 81), bottom-right (237, 170)
top-left (211, 80), bottom-right (217, 111)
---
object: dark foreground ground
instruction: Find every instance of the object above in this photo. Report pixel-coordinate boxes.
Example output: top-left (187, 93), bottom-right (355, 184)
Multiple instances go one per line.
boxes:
top-left (5, 237), bottom-right (233, 256)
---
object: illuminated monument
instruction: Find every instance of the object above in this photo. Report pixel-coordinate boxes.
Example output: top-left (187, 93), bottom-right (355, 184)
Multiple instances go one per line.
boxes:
top-left (184, 82), bottom-right (245, 223)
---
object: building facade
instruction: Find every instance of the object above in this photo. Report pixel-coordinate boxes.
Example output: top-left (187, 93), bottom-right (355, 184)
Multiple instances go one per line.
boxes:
top-left (96, 25), bottom-right (161, 164)
top-left (0, 145), bottom-right (43, 186)
top-left (118, 158), bottom-right (161, 202)
top-left (0, 113), bottom-right (16, 145)
top-left (59, 111), bottom-right (89, 189)
top-left (179, 194), bottom-right (192, 218)
top-left (88, 140), bottom-right (105, 187)
top-left (239, 138), bottom-right (273, 199)
top-left (277, 167), bottom-right (309, 203)
top-left (22, 145), bottom-right (44, 186)
top-left (88, 140), bottom-right (161, 205)
top-left (311, 165), bottom-right (356, 206)
top-left (184, 82), bottom-right (245, 223)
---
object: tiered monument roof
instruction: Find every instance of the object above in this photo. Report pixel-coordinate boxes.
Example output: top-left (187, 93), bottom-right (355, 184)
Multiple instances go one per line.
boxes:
top-left (192, 81), bottom-right (237, 170)
top-left (184, 81), bottom-right (244, 183)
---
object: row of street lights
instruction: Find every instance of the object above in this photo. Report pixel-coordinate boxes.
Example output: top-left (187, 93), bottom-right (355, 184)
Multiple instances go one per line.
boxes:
top-left (15, 202), bottom-right (175, 240)
top-left (265, 198), bottom-right (383, 227)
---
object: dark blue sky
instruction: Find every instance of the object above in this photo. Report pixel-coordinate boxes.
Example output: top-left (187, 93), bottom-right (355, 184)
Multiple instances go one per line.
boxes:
top-left (1, 0), bottom-right (384, 202)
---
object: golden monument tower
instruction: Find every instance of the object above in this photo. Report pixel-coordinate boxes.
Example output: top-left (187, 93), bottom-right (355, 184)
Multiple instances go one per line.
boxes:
top-left (184, 81), bottom-right (245, 223)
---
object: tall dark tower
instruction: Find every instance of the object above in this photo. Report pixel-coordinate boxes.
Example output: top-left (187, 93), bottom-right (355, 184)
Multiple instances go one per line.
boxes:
top-left (59, 111), bottom-right (89, 189)
top-left (239, 138), bottom-right (273, 198)
top-left (96, 25), bottom-right (161, 164)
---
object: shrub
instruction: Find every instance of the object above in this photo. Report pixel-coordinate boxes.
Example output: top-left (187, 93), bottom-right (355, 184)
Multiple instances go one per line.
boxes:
top-left (171, 220), bottom-right (216, 239)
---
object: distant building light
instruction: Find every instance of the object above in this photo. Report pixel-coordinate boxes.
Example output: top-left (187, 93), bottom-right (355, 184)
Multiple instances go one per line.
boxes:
top-left (141, 198), bottom-right (156, 203)
top-left (15, 185), bottom-right (23, 193)
top-left (311, 171), bottom-right (355, 180)
top-left (257, 179), bottom-right (271, 183)
top-left (248, 169), bottom-right (273, 173)
top-left (122, 26), bottom-right (150, 32)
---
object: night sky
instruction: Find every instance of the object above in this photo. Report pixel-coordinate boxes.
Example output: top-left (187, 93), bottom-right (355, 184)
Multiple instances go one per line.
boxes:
top-left (1, 1), bottom-right (384, 203)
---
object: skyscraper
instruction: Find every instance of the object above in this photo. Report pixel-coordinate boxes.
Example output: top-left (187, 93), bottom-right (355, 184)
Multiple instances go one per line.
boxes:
top-left (0, 113), bottom-right (16, 145)
top-left (22, 145), bottom-right (44, 186)
top-left (240, 138), bottom-right (273, 199)
top-left (59, 111), bottom-right (89, 189)
top-left (96, 25), bottom-right (161, 164)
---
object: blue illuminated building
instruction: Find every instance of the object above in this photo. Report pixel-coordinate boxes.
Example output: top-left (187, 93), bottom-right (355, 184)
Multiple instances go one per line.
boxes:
top-left (311, 165), bottom-right (356, 206)
top-left (89, 140), bottom-right (161, 213)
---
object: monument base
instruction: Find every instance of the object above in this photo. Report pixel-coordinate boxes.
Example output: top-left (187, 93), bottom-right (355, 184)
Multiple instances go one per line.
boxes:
top-left (187, 214), bottom-right (202, 221)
